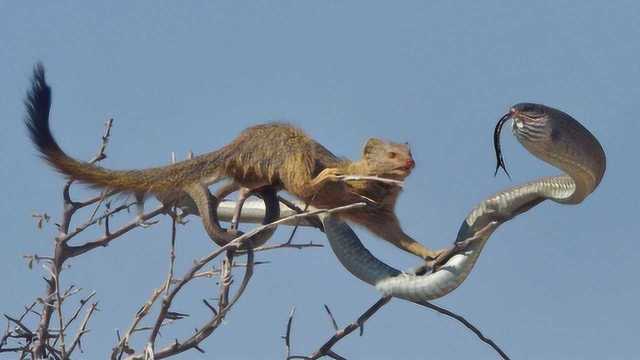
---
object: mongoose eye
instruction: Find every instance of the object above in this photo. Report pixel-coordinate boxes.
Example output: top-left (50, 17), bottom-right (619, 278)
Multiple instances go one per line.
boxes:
top-left (388, 152), bottom-right (397, 159)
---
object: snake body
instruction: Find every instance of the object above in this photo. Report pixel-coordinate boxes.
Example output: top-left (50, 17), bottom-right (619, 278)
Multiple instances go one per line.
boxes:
top-left (320, 103), bottom-right (606, 302)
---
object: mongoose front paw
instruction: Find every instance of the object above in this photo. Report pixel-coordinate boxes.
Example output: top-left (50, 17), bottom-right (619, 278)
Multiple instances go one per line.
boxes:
top-left (428, 245), bottom-right (466, 272)
top-left (427, 221), bottom-right (499, 272)
top-left (310, 168), bottom-right (344, 187)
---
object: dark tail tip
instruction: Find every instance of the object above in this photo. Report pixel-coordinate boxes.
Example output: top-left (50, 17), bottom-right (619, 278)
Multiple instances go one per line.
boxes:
top-left (493, 112), bottom-right (512, 179)
top-left (24, 63), bottom-right (62, 157)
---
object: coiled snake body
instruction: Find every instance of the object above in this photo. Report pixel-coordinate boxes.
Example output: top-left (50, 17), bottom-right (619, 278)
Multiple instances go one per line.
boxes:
top-left (319, 103), bottom-right (606, 302)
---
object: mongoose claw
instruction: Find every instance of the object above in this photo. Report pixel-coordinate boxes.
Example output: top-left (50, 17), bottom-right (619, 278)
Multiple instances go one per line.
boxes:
top-left (310, 168), bottom-right (343, 187)
top-left (429, 221), bottom-right (499, 272)
top-left (429, 243), bottom-right (468, 273)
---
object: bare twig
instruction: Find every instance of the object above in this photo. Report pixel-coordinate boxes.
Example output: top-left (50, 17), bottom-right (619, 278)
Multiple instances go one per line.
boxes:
top-left (235, 201), bottom-right (365, 256)
top-left (4, 315), bottom-right (34, 336)
top-left (0, 346), bottom-right (29, 353)
top-left (277, 196), bottom-right (306, 214)
top-left (283, 196), bottom-right (313, 246)
top-left (22, 254), bottom-right (54, 269)
top-left (202, 300), bottom-right (217, 316)
top-left (288, 296), bottom-right (392, 360)
top-left (112, 286), bottom-right (166, 359)
top-left (52, 268), bottom-right (67, 358)
top-left (325, 350), bottom-right (347, 360)
top-left (286, 295), bottom-right (509, 360)
top-left (165, 212), bottom-right (178, 294)
top-left (31, 119), bottom-right (115, 358)
top-left (126, 203), bottom-right (362, 359)
top-left (1, 302), bottom-right (37, 352)
top-left (144, 242), bottom-right (235, 353)
top-left (51, 291), bottom-right (96, 348)
top-left (279, 201), bottom-right (364, 248)
top-left (336, 175), bottom-right (404, 187)
top-left (217, 251), bottom-right (234, 311)
top-left (241, 202), bottom-right (366, 240)
top-left (127, 246), bottom-right (255, 360)
top-left (323, 305), bottom-right (339, 331)
top-left (65, 302), bottom-right (99, 357)
top-left (282, 307), bottom-right (295, 359)
top-left (85, 190), bottom-right (109, 225)
top-left (32, 213), bottom-right (51, 229)
top-left (114, 201), bottom-right (353, 358)
top-left (65, 206), bottom-right (166, 258)
top-left (88, 118), bottom-right (113, 164)
top-left (60, 286), bottom-right (80, 301)
top-left (414, 301), bottom-right (511, 360)
top-left (63, 202), bottom-right (136, 244)
top-left (253, 241), bottom-right (323, 253)
top-left (312, 296), bottom-right (390, 358)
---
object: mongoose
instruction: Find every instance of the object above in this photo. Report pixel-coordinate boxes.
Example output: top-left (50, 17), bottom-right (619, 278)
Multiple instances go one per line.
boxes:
top-left (24, 64), bottom-right (445, 262)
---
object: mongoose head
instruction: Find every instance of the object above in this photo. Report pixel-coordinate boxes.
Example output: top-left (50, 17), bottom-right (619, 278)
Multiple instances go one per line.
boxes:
top-left (362, 138), bottom-right (415, 180)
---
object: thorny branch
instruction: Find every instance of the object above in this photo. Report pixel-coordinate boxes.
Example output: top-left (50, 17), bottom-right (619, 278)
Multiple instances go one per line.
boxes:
top-left (7, 112), bottom-right (347, 358)
top-left (336, 175), bottom-right (404, 187)
top-left (285, 296), bottom-right (510, 360)
top-left (116, 203), bottom-right (366, 360)
top-left (3, 119), bottom-right (166, 359)
top-left (1, 303), bottom-right (38, 355)
top-left (30, 118), bottom-right (115, 359)
top-left (112, 285), bottom-right (166, 358)
top-left (51, 292), bottom-right (96, 349)
top-left (282, 307), bottom-right (296, 359)
top-left (286, 297), bottom-right (392, 360)
top-left (66, 302), bottom-right (99, 356)
top-left (5, 116), bottom-right (512, 360)
top-left (415, 301), bottom-right (510, 360)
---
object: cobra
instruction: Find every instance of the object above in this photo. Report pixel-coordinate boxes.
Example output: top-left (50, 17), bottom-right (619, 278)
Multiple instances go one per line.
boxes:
top-left (319, 103), bottom-right (606, 302)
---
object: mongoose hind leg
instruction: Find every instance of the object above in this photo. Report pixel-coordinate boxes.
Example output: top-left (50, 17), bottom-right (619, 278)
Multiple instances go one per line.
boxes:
top-left (213, 182), bottom-right (242, 234)
top-left (183, 182), bottom-right (280, 249)
top-left (134, 192), bottom-right (159, 228)
top-left (216, 184), bottom-right (281, 248)
top-left (183, 183), bottom-right (234, 246)
top-left (230, 187), bottom-right (251, 232)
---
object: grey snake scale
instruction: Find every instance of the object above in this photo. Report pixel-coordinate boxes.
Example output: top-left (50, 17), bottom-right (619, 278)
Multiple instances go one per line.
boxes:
top-left (319, 103), bottom-right (606, 302)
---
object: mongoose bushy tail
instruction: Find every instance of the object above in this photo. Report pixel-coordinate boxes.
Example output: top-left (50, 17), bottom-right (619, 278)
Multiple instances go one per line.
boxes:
top-left (24, 63), bottom-right (225, 196)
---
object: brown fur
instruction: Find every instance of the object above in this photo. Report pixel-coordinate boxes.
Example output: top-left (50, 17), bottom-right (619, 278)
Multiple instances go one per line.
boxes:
top-left (25, 64), bottom-right (440, 260)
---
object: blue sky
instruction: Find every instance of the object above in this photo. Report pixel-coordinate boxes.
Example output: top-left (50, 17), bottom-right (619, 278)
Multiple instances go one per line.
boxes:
top-left (1, 1), bottom-right (638, 359)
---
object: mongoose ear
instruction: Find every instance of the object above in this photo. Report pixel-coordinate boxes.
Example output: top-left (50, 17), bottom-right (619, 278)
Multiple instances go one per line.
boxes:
top-left (362, 138), bottom-right (384, 156)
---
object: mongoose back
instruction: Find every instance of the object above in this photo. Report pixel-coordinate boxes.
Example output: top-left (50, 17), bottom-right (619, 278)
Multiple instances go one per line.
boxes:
top-left (25, 64), bottom-right (446, 262)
